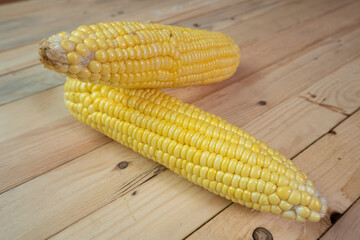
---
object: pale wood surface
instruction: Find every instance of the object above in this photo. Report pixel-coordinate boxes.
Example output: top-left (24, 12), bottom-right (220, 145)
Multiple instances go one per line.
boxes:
top-left (0, 0), bottom-right (359, 239)
top-left (321, 199), bottom-right (360, 240)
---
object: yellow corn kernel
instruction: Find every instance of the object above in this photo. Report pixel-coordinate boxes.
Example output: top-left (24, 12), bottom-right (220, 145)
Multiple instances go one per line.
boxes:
top-left (247, 178), bottom-right (258, 192)
top-left (271, 206), bottom-right (282, 215)
top-left (251, 192), bottom-right (261, 203)
top-left (309, 198), bottom-right (322, 211)
top-left (268, 193), bottom-right (281, 205)
top-left (277, 175), bottom-right (290, 186)
top-left (258, 194), bottom-right (269, 205)
top-left (256, 179), bottom-right (266, 193)
top-left (61, 40), bottom-right (75, 52)
top-left (277, 186), bottom-right (292, 200)
top-left (301, 191), bottom-right (312, 206)
top-left (279, 201), bottom-right (292, 211)
top-left (249, 165), bottom-right (261, 178)
top-left (295, 206), bottom-right (311, 218)
top-left (308, 211), bottom-right (321, 222)
top-left (282, 210), bottom-right (296, 220)
top-left (67, 52), bottom-right (81, 64)
top-left (288, 190), bottom-right (301, 205)
top-left (264, 182), bottom-right (276, 195)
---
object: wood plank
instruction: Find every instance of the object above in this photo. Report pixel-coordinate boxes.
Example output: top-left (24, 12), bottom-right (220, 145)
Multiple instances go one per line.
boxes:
top-left (166, 0), bottom-right (284, 30)
top-left (0, 87), bottom-right (68, 141)
top-left (174, 0), bottom-right (350, 45)
top-left (0, 0), bottom-right (350, 105)
top-left (164, 0), bottom-right (360, 103)
top-left (0, 142), bottom-right (162, 240)
top-left (0, 0), bottom-right (68, 20)
top-left (50, 170), bottom-right (228, 240)
top-left (321, 199), bottom-right (360, 240)
top-left (187, 110), bottom-right (360, 240)
top-left (0, 65), bottom-right (64, 105)
top-left (0, 0), bottom-right (241, 50)
top-left (49, 99), bottom-right (345, 240)
top-left (1, 4), bottom-right (359, 194)
top-left (299, 57), bottom-right (360, 115)
top-left (0, 116), bottom-right (111, 193)
top-left (0, 43), bottom-right (38, 75)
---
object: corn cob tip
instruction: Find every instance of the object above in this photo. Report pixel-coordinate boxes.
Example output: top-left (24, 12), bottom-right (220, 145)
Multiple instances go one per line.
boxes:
top-left (290, 185), bottom-right (328, 222)
top-left (39, 33), bottom-right (91, 74)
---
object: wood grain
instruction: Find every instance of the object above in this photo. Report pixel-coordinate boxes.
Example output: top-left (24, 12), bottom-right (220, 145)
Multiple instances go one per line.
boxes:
top-left (0, 43), bottom-right (38, 75)
top-left (187, 109), bottom-right (360, 240)
top-left (0, 0), bottom-right (359, 239)
top-left (0, 117), bottom-right (111, 193)
top-left (0, 0), bottom-right (242, 50)
top-left (321, 199), bottom-right (360, 240)
top-left (0, 65), bottom-right (64, 105)
top-left (0, 142), bottom-right (162, 240)
top-left (299, 56), bottom-right (360, 115)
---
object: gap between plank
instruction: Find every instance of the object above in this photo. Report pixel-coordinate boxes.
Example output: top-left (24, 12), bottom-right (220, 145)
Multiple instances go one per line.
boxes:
top-left (46, 164), bottom-right (168, 239)
top-left (0, 62), bottom-right (40, 78)
top-left (317, 197), bottom-right (360, 240)
top-left (182, 204), bottom-right (233, 240)
top-left (0, 138), bottom-right (112, 195)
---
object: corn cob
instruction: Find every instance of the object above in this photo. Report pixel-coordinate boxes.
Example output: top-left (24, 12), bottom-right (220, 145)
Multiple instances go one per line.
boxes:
top-left (39, 21), bottom-right (240, 88)
top-left (64, 77), bottom-right (327, 222)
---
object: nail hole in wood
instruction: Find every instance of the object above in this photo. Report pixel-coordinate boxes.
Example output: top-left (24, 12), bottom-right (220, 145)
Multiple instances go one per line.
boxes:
top-left (118, 161), bottom-right (128, 169)
top-left (252, 227), bottom-right (273, 240)
top-left (193, 23), bottom-right (200, 27)
top-left (330, 212), bottom-right (342, 224)
top-left (132, 191), bottom-right (137, 196)
top-left (258, 100), bottom-right (267, 106)
top-left (329, 130), bottom-right (336, 135)
top-left (307, 92), bottom-right (317, 98)
top-left (337, 157), bottom-right (342, 160)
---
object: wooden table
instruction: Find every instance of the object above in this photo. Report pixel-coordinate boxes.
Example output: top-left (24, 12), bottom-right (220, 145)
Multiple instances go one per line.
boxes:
top-left (0, 0), bottom-right (359, 239)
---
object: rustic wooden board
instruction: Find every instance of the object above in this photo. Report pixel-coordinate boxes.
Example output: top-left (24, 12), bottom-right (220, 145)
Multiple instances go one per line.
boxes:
top-left (321, 199), bottom-right (360, 240)
top-left (0, 0), bottom-right (359, 239)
